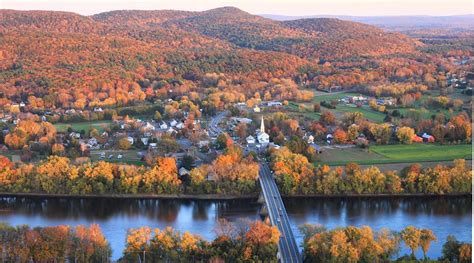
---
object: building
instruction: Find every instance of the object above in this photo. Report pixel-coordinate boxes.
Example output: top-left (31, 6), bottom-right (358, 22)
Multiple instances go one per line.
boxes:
top-left (170, 119), bottom-right (178, 127)
top-left (246, 135), bottom-right (256, 145)
top-left (256, 116), bottom-right (269, 145)
top-left (253, 105), bottom-right (261, 113)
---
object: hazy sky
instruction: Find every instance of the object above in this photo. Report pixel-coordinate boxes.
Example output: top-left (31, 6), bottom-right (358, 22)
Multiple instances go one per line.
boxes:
top-left (2, 0), bottom-right (473, 16)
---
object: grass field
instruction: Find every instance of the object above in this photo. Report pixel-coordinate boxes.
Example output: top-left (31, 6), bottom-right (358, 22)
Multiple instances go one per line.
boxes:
top-left (335, 104), bottom-right (386, 122)
top-left (317, 144), bottom-right (472, 166)
top-left (89, 149), bottom-right (146, 165)
top-left (54, 120), bottom-right (113, 133)
top-left (312, 92), bottom-right (362, 103)
top-left (370, 144), bottom-right (472, 161)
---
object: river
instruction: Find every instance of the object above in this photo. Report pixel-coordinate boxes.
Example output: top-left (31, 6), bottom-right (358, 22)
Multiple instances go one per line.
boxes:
top-left (0, 196), bottom-right (470, 260)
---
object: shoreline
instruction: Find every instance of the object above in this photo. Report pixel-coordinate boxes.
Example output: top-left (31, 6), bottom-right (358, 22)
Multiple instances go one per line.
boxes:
top-left (0, 192), bottom-right (470, 200)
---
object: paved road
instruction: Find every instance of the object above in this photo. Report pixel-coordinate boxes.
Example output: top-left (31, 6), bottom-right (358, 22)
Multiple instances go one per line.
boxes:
top-left (259, 162), bottom-right (301, 263)
top-left (208, 111), bottom-right (228, 137)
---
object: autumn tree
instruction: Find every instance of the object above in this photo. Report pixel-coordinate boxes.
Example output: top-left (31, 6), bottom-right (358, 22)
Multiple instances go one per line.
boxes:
top-left (397, 126), bottom-right (415, 144)
top-left (419, 228), bottom-right (437, 260)
top-left (118, 137), bottom-right (132, 150)
top-left (401, 226), bottom-right (421, 259)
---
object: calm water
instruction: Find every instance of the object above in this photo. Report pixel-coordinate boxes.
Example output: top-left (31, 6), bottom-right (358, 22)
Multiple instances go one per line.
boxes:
top-left (0, 196), bottom-right (471, 260)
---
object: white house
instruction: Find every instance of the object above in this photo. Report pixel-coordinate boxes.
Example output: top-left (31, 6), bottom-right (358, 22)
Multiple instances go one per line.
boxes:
top-left (159, 121), bottom-right (168, 130)
top-left (141, 137), bottom-right (149, 145)
top-left (246, 135), bottom-right (256, 145)
top-left (144, 122), bottom-right (155, 131)
top-left (88, 137), bottom-right (98, 146)
top-left (307, 135), bottom-right (314, 144)
top-left (267, 101), bottom-right (282, 107)
top-left (166, 127), bottom-right (177, 134)
top-left (256, 116), bottom-right (269, 145)
top-left (170, 119), bottom-right (178, 127)
top-left (127, 136), bottom-right (134, 145)
top-left (179, 167), bottom-right (190, 177)
top-left (176, 122), bottom-right (185, 130)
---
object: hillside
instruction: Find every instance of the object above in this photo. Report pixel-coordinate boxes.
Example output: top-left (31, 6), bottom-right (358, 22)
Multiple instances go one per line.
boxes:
top-left (0, 7), bottom-right (424, 110)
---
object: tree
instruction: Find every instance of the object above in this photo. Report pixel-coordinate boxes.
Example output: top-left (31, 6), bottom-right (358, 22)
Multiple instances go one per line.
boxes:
top-left (235, 123), bottom-right (248, 141)
top-left (320, 111), bottom-right (335, 125)
top-left (459, 243), bottom-right (472, 263)
top-left (401, 226), bottom-right (421, 259)
top-left (333, 129), bottom-right (347, 144)
top-left (397, 126), bottom-right (415, 144)
top-left (216, 133), bottom-right (232, 150)
top-left (181, 155), bottom-right (195, 170)
top-left (154, 111), bottom-right (162, 121)
top-left (51, 143), bottom-right (65, 155)
top-left (370, 123), bottom-right (392, 145)
top-left (125, 227), bottom-right (151, 262)
top-left (313, 103), bottom-right (321, 112)
top-left (419, 229), bottom-right (437, 260)
top-left (118, 137), bottom-right (132, 150)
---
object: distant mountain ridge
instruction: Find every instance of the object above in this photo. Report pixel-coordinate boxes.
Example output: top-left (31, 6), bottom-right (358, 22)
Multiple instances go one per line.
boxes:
top-left (0, 6), bottom-right (424, 98)
top-left (260, 13), bottom-right (474, 30)
top-left (1, 7), bottom-right (418, 60)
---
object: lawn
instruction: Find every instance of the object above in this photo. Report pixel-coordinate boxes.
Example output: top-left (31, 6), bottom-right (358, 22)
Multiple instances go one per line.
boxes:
top-left (54, 120), bottom-right (113, 133)
top-left (89, 149), bottom-right (146, 165)
top-left (370, 144), bottom-right (472, 162)
top-left (334, 104), bottom-right (386, 123)
top-left (317, 144), bottom-right (472, 166)
top-left (312, 92), bottom-right (362, 103)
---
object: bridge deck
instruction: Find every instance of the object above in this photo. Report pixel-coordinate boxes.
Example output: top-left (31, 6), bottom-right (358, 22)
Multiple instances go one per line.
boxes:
top-left (259, 162), bottom-right (301, 263)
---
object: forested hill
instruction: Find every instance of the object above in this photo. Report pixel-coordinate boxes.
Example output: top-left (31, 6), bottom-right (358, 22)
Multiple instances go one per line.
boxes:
top-left (0, 7), bottom-right (424, 108)
top-left (1, 7), bottom-right (418, 60)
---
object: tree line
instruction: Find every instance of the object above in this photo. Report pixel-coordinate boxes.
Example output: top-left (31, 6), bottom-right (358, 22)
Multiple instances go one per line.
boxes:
top-left (0, 145), bottom-right (259, 196)
top-left (270, 147), bottom-right (471, 195)
top-left (0, 146), bottom-right (470, 196)
top-left (1, 222), bottom-right (470, 262)
top-left (301, 224), bottom-right (471, 262)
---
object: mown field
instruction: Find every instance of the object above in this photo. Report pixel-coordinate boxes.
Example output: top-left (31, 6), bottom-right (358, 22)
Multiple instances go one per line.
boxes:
top-left (288, 91), bottom-right (386, 123)
top-left (89, 149), bottom-right (145, 165)
top-left (317, 144), bottom-right (472, 166)
top-left (370, 144), bottom-right (472, 161)
top-left (54, 120), bottom-right (113, 133)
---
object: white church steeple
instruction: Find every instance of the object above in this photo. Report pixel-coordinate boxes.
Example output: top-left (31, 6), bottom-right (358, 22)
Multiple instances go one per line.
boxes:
top-left (257, 116), bottom-right (269, 145)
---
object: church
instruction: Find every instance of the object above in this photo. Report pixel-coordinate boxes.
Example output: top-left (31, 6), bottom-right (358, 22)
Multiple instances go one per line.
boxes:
top-left (256, 116), bottom-right (269, 145)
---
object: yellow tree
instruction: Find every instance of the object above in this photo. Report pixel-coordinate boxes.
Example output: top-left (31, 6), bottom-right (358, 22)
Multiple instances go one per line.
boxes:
top-left (401, 226), bottom-right (421, 258)
top-left (419, 229), bottom-right (437, 260)
top-left (125, 227), bottom-right (151, 262)
top-left (397, 127), bottom-right (415, 144)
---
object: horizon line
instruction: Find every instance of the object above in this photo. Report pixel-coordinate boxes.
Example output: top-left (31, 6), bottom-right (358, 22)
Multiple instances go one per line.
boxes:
top-left (1, 7), bottom-right (473, 17)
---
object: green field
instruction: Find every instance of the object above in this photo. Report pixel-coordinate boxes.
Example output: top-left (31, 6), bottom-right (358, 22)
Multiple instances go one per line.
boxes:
top-left (317, 144), bottom-right (472, 166)
top-left (370, 144), bottom-right (472, 161)
top-left (54, 120), bottom-right (113, 133)
top-left (89, 149), bottom-right (146, 165)
top-left (312, 92), bottom-right (363, 103)
top-left (334, 104), bottom-right (386, 122)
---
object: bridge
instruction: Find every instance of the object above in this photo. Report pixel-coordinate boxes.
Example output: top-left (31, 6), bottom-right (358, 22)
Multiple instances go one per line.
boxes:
top-left (258, 162), bottom-right (301, 263)
top-left (207, 112), bottom-right (301, 262)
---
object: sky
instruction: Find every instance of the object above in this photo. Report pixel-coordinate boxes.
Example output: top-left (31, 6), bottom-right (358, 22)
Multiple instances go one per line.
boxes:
top-left (2, 0), bottom-right (473, 16)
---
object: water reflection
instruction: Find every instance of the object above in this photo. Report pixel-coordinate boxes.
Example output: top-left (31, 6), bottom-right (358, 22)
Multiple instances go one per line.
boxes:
top-left (0, 196), bottom-right (470, 260)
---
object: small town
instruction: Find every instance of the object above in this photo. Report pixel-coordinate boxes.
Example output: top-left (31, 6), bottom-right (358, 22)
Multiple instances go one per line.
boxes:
top-left (0, 1), bottom-right (472, 262)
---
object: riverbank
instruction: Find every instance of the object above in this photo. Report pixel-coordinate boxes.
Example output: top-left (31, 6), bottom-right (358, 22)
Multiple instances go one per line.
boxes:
top-left (0, 195), bottom-right (470, 260)
top-left (0, 192), bottom-right (470, 200)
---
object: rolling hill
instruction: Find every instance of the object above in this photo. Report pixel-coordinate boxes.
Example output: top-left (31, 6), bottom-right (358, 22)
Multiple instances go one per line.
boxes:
top-left (0, 7), bottom-right (421, 106)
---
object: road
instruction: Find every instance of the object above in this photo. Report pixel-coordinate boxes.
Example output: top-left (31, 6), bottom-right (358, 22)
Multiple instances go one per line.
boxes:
top-left (208, 111), bottom-right (228, 137)
top-left (259, 162), bottom-right (301, 263)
